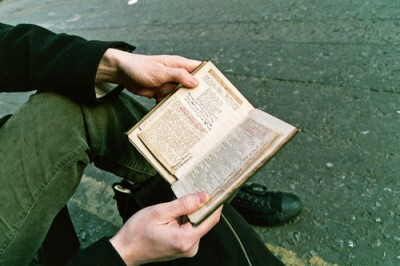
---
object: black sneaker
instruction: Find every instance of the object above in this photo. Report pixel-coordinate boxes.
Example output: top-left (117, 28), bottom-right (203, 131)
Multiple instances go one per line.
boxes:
top-left (230, 183), bottom-right (303, 226)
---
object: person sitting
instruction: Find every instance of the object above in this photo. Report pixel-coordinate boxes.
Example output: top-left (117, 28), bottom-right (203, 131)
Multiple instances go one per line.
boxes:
top-left (0, 22), bottom-right (301, 265)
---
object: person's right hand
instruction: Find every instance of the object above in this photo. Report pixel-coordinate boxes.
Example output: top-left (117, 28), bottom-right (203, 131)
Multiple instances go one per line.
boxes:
top-left (109, 192), bottom-right (222, 266)
top-left (96, 50), bottom-right (201, 103)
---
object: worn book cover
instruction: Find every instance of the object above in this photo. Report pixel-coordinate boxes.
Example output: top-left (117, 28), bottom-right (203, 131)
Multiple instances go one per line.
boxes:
top-left (127, 61), bottom-right (297, 225)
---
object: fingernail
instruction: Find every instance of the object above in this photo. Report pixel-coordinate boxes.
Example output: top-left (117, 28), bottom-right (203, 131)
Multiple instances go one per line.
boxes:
top-left (198, 192), bottom-right (209, 204)
top-left (189, 76), bottom-right (198, 86)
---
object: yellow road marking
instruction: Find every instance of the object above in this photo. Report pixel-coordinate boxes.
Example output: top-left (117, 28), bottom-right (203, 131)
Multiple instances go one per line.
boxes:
top-left (266, 243), bottom-right (338, 266)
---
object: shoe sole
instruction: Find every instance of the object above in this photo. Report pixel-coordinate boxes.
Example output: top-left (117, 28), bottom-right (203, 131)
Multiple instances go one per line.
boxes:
top-left (238, 203), bottom-right (303, 227)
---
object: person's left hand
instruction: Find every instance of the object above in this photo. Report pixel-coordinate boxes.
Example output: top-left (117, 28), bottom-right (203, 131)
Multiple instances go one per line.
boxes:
top-left (109, 192), bottom-right (222, 266)
top-left (96, 49), bottom-right (200, 103)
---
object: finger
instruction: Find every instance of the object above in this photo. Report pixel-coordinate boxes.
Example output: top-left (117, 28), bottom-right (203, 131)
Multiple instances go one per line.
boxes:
top-left (164, 192), bottom-right (209, 219)
top-left (164, 67), bottom-right (199, 88)
top-left (191, 205), bottom-right (222, 236)
top-left (161, 56), bottom-right (202, 73)
top-left (184, 240), bottom-right (200, 258)
top-left (129, 87), bottom-right (156, 99)
top-left (154, 82), bottom-right (179, 99)
top-left (155, 96), bottom-right (165, 104)
top-left (177, 204), bottom-right (222, 240)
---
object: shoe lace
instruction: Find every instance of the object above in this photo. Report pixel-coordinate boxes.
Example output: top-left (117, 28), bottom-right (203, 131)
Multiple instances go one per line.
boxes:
top-left (237, 183), bottom-right (272, 209)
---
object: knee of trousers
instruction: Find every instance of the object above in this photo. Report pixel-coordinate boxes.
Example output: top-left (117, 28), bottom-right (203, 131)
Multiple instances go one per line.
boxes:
top-left (0, 91), bottom-right (91, 189)
top-left (0, 92), bottom-right (90, 263)
top-left (13, 92), bottom-right (90, 163)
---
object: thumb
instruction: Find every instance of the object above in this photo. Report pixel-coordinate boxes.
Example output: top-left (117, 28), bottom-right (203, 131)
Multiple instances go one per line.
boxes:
top-left (166, 68), bottom-right (199, 88)
top-left (166, 192), bottom-right (209, 218)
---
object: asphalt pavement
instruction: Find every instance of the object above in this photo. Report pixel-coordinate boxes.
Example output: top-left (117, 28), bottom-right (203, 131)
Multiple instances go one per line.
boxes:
top-left (1, 0), bottom-right (399, 265)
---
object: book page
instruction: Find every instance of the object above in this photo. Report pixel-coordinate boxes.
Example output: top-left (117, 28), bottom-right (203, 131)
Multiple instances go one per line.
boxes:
top-left (136, 62), bottom-right (254, 177)
top-left (172, 109), bottom-right (297, 224)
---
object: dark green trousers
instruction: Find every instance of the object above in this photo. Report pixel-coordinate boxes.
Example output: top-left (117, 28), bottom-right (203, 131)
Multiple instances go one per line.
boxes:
top-left (0, 92), bottom-right (283, 265)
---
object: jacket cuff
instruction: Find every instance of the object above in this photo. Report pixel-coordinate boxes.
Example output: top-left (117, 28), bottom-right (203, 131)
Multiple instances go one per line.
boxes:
top-left (66, 237), bottom-right (126, 266)
top-left (95, 83), bottom-right (125, 102)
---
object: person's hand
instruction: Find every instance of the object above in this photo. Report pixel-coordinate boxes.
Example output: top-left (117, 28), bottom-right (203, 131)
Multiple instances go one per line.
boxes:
top-left (96, 49), bottom-right (201, 103)
top-left (109, 192), bottom-right (222, 266)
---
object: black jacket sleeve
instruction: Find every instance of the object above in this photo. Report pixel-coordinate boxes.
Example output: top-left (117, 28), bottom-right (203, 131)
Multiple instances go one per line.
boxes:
top-left (0, 23), bottom-right (133, 264)
top-left (0, 23), bottom-right (134, 103)
top-left (66, 237), bottom-right (126, 266)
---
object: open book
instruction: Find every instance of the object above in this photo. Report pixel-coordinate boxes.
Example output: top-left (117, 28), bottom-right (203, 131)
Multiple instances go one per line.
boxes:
top-left (127, 61), bottom-right (297, 226)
